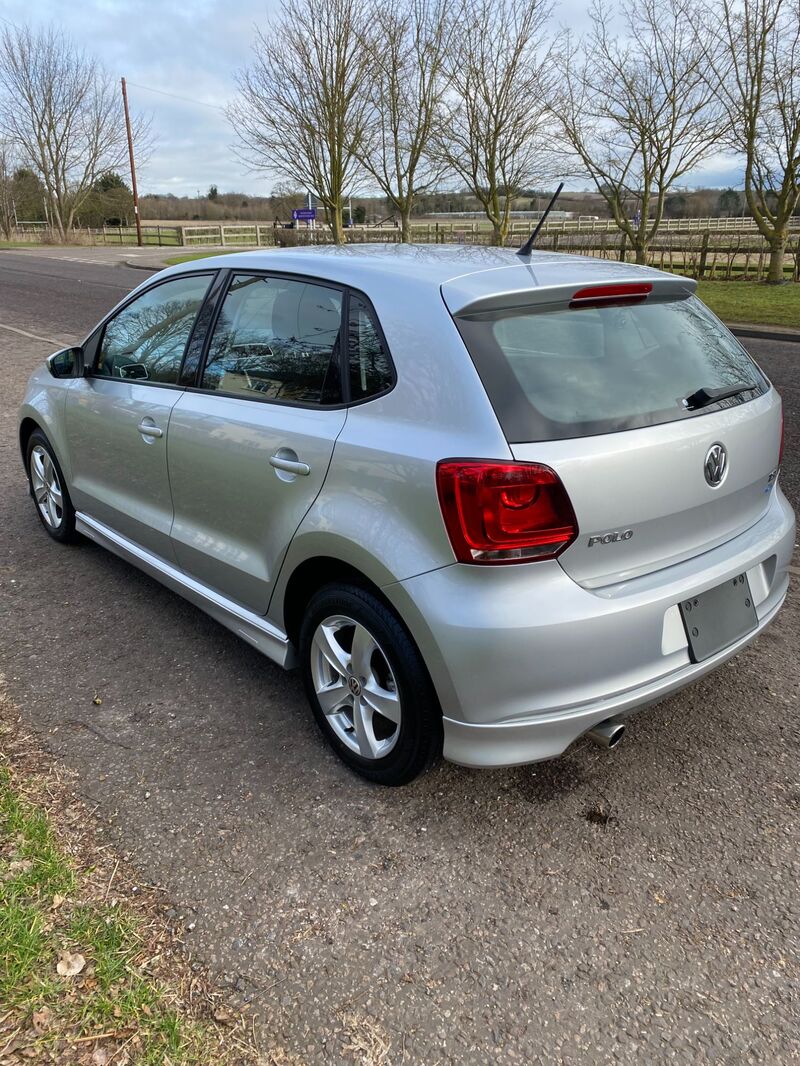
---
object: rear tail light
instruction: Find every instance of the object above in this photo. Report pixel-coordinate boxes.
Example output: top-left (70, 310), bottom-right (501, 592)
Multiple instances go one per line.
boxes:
top-left (436, 459), bottom-right (578, 564)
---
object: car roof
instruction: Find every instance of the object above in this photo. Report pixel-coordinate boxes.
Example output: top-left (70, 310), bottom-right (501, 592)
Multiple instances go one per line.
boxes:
top-left (159, 243), bottom-right (695, 314)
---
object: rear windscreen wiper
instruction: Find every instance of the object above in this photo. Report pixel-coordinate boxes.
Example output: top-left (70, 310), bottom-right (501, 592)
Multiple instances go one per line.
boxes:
top-left (683, 383), bottom-right (757, 410)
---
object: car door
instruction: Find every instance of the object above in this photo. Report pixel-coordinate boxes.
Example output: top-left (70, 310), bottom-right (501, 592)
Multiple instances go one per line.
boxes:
top-left (167, 271), bottom-right (348, 614)
top-left (64, 273), bottom-right (214, 563)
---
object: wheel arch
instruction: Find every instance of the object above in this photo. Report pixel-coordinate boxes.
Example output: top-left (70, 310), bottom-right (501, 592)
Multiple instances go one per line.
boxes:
top-left (18, 381), bottom-right (74, 485)
top-left (274, 547), bottom-right (459, 720)
top-left (281, 555), bottom-right (394, 647)
top-left (19, 416), bottom-right (42, 465)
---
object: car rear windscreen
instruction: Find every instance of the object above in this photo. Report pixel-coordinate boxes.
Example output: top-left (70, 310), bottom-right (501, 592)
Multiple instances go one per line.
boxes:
top-left (455, 295), bottom-right (767, 443)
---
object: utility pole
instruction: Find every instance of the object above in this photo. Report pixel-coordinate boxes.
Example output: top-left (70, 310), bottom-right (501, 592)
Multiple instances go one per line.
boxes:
top-left (120, 77), bottom-right (142, 247)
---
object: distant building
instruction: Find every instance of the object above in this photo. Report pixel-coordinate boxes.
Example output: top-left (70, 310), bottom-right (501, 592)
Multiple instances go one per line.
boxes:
top-left (424, 210), bottom-right (576, 220)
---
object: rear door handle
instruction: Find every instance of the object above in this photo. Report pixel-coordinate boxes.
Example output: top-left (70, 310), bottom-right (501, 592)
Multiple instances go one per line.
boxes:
top-left (269, 454), bottom-right (310, 476)
top-left (137, 421), bottom-right (163, 439)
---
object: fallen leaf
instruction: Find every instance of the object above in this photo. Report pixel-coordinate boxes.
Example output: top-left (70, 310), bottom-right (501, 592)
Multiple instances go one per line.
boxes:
top-left (3, 858), bottom-right (33, 881)
top-left (92, 695), bottom-right (102, 705)
top-left (56, 951), bottom-right (86, 977)
top-left (31, 1006), bottom-right (52, 1034)
top-left (0, 1034), bottom-right (23, 1056)
top-left (213, 1006), bottom-right (235, 1025)
top-left (91, 1048), bottom-right (109, 1065)
top-left (51, 893), bottom-right (65, 910)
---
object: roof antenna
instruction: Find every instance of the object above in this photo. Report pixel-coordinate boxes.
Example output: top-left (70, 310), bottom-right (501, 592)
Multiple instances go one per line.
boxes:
top-left (517, 182), bottom-right (564, 257)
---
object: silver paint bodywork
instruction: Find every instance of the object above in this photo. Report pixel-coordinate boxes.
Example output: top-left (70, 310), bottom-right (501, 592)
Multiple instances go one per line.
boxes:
top-left (167, 392), bottom-right (346, 614)
top-left (19, 245), bottom-right (795, 768)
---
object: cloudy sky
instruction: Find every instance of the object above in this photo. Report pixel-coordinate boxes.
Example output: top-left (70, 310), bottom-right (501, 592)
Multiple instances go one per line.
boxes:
top-left (5, 0), bottom-right (744, 197)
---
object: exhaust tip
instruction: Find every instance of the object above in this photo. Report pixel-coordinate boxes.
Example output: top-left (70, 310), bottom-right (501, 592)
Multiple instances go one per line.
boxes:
top-left (586, 718), bottom-right (626, 750)
top-left (605, 724), bottom-right (625, 749)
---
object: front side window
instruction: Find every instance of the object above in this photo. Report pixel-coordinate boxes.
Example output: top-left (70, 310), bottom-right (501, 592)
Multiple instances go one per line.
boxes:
top-left (456, 295), bottom-right (767, 442)
top-left (201, 274), bottom-right (343, 404)
top-left (347, 294), bottom-right (393, 400)
top-left (96, 274), bottom-right (212, 384)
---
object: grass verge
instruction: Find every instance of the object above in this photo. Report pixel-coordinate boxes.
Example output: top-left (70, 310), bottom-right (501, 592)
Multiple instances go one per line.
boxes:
top-left (0, 684), bottom-right (270, 1066)
top-left (163, 250), bottom-right (246, 266)
top-left (695, 280), bottom-right (800, 329)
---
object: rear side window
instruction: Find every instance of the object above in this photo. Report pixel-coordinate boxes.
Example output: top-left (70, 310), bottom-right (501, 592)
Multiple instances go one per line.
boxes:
top-left (456, 296), bottom-right (767, 442)
top-left (347, 294), bottom-right (393, 400)
top-left (201, 273), bottom-right (343, 405)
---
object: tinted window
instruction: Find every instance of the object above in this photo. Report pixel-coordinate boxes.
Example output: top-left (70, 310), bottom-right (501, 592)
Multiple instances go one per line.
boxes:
top-left (96, 275), bottom-right (211, 384)
top-left (456, 295), bottom-right (767, 443)
top-left (201, 274), bottom-right (343, 404)
top-left (348, 294), bottom-right (393, 400)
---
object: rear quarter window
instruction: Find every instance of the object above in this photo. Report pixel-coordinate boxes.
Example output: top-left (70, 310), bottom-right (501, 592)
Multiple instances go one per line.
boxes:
top-left (347, 293), bottom-right (394, 401)
top-left (455, 295), bottom-right (767, 442)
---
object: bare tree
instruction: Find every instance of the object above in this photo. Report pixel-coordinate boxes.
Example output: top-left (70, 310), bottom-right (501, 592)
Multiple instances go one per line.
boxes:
top-left (229, 0), bottom-right (372, 244)
top-left (0, 25), bottom-right (149, 242)
top-left (435, 0), bottom-right (558, 246)
top-left (555, 0), bottom-right (730, 264)
top-left (705, 0), bottom-right (800, 282)
top-left (358, 0), bottom-right (450, 242)
top-left (0, 141), bottom-right (15, 239)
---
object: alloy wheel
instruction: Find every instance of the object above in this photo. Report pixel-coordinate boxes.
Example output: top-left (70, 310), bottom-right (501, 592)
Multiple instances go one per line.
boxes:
top-left (30, 445), bottom-right (64, 529)
top-left (310, 614), bottom-right (402, 760)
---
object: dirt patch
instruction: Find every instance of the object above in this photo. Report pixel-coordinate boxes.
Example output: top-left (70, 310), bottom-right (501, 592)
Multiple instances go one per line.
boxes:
top-left (0, 679), bottom-right (290, 1066)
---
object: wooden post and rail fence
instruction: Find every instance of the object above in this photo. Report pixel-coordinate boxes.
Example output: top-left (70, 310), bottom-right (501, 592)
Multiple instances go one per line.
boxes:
top-left (10, 216), bottom-right (800, 282)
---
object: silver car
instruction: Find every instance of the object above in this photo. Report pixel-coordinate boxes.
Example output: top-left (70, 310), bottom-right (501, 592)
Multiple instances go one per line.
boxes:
top-left (18, 245), bottom-right (794, 785)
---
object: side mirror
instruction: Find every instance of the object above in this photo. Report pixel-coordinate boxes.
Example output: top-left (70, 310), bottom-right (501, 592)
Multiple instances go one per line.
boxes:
top-left (47, 346), bottom-right (85, 379)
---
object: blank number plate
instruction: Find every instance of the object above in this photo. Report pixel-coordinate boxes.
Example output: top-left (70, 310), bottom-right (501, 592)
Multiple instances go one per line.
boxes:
top-left (679, 574), bottom-right (758, 663)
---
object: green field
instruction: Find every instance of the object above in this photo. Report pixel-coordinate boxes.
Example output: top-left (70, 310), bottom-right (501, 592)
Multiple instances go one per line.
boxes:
top-left (696, 280), bottom-right (800, 328)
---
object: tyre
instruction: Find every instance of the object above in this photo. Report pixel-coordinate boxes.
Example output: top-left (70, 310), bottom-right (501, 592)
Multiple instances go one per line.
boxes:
top-left (299, 583), bottom-right (443, 785)
top-left (26, 430), bottom-right (76, 543)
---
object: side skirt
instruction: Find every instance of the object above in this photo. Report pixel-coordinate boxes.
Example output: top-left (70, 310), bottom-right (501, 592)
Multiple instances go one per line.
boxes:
top-left (76, 512), bottom-right (296, 669)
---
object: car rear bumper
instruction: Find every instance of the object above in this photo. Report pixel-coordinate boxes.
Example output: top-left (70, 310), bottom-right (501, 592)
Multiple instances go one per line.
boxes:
top-left (439, 590), bottom-right (786, 767)
top-left (387, 487), bottom-right (795, 768)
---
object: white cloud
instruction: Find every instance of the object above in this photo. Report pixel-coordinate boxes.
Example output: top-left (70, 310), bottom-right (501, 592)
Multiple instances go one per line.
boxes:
top-left (5, 1), bottom-right (746, 196)
top-left (5, 0), bottom-right (280, 194)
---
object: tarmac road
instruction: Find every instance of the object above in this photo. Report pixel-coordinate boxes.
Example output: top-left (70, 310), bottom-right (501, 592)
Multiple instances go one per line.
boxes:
top-left (1, 248), bottom-right (798, 1064)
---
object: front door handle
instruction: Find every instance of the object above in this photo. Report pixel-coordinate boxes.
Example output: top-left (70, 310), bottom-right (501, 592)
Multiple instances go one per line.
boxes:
top-left (270, 453), bottom-right (310, 477)
top-left (137, 421), bottom-right (163, 439)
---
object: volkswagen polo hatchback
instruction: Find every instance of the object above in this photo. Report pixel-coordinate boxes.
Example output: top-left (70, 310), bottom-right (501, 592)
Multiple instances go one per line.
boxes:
top-left (18, 245), bottom-right (794, 785)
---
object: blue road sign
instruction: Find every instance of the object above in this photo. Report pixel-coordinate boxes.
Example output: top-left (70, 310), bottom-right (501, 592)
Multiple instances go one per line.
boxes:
top-left (292, 208), bottom-right (317, 221)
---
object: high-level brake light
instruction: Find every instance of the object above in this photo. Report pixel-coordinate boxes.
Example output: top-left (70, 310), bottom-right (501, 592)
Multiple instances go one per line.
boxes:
top-left (569, 283), bottom-right (653, 309)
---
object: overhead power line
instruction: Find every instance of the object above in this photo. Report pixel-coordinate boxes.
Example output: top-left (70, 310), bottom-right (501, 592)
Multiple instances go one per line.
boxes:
top-left (126, 82), bottom-right (227, 112)
top-left (0, 16), bottom-right (228, 114)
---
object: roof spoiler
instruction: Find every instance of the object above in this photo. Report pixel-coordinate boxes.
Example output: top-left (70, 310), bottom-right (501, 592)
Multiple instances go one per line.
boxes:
top-left (444, 276), bottom-right (697, 318)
